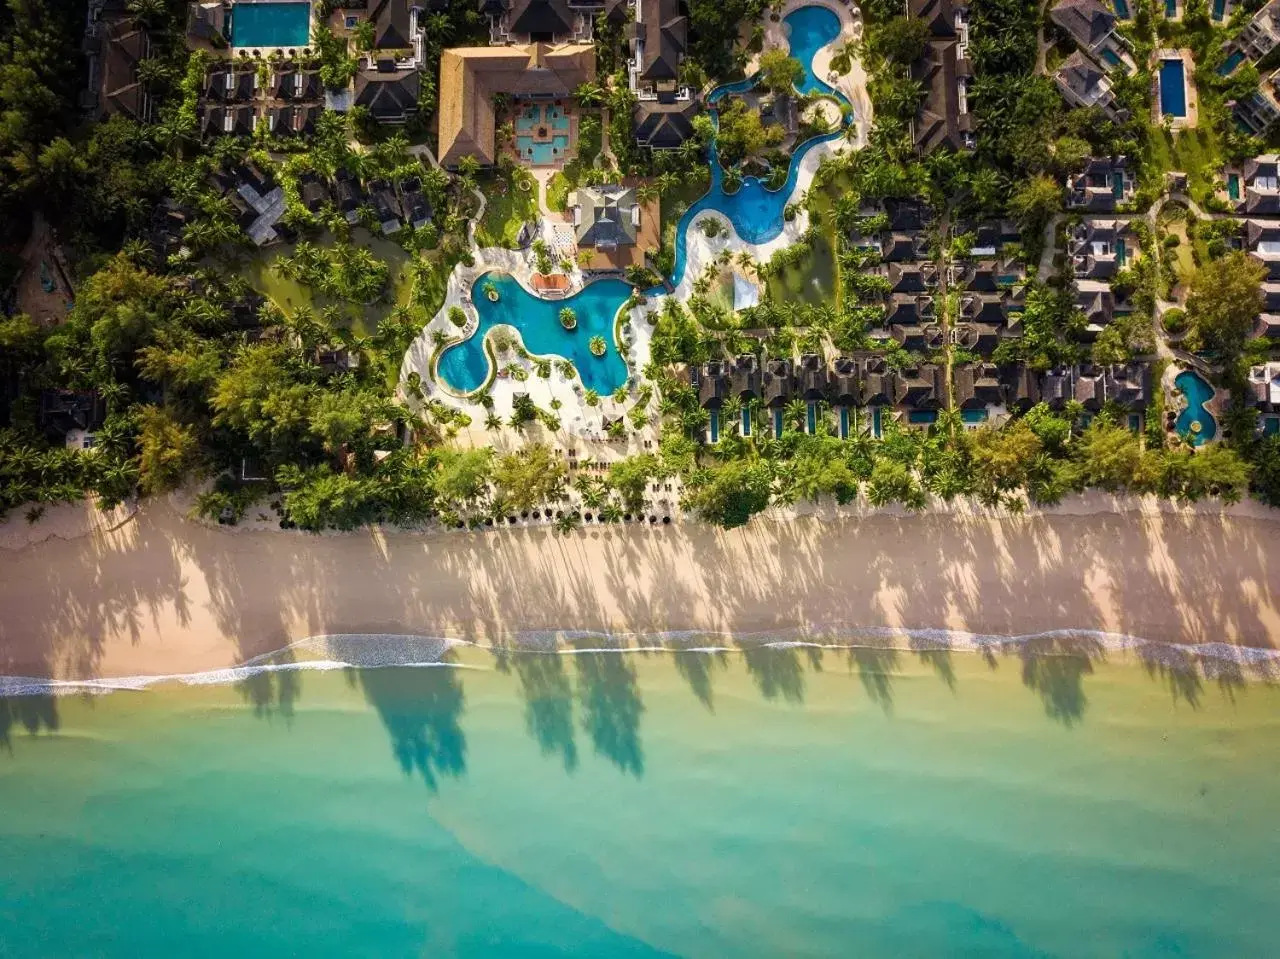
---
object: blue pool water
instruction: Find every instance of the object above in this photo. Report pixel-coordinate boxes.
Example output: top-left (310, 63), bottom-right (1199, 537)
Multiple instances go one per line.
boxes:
top-left (709, 409), bottom-right (720, 442)
top-left (517, 135), bottom-right (569, 165)
top-left (1112, 172), bottom-right (1126, 199)
top-left (514, 102), bottom-right (572, 165)
top-left (806, 401), bottom-right (818, 434)
top-left (1165, 0), bottom-right (1177, 15)
top-left (436, 273), bottom-right (629, 396)
top-left (1115, 0), bottom-right (1130, 15)
top-left (1159, 59), bottom-right (1188, 117)
top-left (909, 410), bottom-right (937, 426)
top-left (1264, 416), bottom-right (1280, 437)
top-left (1229, 173), bottom-right (1241, 201)
top-left (773, 408), bottom-right (784, 436)
top-left (666, 5), bottom-right (848, 288)
top-left (1101, 49), bottom-right (1122, 67)
top-left (229, 1), bottom-right (311, 48)
top-left (962, 409), bottom-right (988, 423)
top-left (1174, 370), bottom-right (1217, 446)
top-left (1116, 238), bottom-right (1127, 267)
top-left (741, 407), bottom-right (752, 436)
top-left (872, 407), bottom-right (882, 438)
top-left (785, 5), bottom-right (843, 96)
top-left (1219, 50), bottom-right (1246, 75)
top-left (1212, 0), bottom-right (1226, 19)
top-left (839, 406), bottom-right (850, 438)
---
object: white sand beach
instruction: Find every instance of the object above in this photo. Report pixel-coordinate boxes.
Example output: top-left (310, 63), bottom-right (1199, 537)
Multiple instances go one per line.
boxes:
top-left (2, 495), bottom-right (1279, 682)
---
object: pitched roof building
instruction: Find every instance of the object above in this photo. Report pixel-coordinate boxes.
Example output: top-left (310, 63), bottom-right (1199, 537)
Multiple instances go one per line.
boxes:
top-left (355, 62), bottom-right (421, 122)
top-left (907, 0), bottom-right (974, 153)
top-left (95, 19), bottom-right (152, 121)
top-left (630, 0), bottom-right (696, 149)
top-left (437, 42), bottom-right (595, 167)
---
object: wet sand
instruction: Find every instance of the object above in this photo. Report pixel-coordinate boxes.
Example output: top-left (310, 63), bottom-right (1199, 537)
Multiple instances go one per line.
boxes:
top-left (2, 495), bottom-right (1280, 681)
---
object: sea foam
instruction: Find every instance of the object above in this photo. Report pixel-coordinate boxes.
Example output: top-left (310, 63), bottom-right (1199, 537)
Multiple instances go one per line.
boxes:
top-left (3, 626), bottom-right (1276, 697)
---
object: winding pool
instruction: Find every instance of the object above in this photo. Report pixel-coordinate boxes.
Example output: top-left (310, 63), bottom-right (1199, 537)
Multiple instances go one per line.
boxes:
top-left (1174, 370), bottom-right (1217, 446)
top-left (666, 5), bottom-right (849, 288)
top-left (436, 273), bottom-right (630, 396)
top-left (443, 5), bottom-right (850, 388)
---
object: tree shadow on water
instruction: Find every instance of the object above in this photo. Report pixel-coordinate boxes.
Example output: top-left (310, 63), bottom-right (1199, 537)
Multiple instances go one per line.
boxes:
top-left (0, 694), bottom-right (59, 752)
top-left (352, 663), bottom-right (467, 791)
top-left (511, 651), bottom-right (579, 773)
top-left (736, 642), bottom-right (806, 704)
top-left (849, 646), bottom-right (900, 713)
top-left (570, 641), bottom-right (644, 778)
top-left (1008, 635), bottom-right (1106, 727)
top-left (668, 646), bottom-right (730, 712)
top-left (234, 645), bottom-right (301, 723)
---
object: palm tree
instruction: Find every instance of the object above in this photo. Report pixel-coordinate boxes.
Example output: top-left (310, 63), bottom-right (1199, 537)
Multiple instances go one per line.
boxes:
top-left (574, 81), bottom-right (606, 107)
top-left (127, 0), bottom-right (164, 26)
top-left (785, 397), bottom-right (807, 432)
top-left (485, 413), bottom-right (503, 432)
top-left (636, 182), bottom-right (660, 204)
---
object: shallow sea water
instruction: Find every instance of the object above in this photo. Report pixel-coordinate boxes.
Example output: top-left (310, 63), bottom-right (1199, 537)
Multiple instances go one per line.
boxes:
top-left (2, 641), bottom-right (1279, 957)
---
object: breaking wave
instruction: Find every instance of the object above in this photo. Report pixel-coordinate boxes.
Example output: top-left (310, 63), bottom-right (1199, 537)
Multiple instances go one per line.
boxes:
top-left (3, 627), bottom-right (1277, 697)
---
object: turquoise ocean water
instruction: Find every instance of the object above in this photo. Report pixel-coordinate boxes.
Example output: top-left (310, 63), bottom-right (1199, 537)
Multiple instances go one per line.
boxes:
top-left (2, 638), bottom-right (1280, 957)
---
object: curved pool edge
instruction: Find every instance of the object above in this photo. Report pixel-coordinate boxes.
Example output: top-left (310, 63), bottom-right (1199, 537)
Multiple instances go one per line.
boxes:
top-left (434, 270), bottom-right (634, 398)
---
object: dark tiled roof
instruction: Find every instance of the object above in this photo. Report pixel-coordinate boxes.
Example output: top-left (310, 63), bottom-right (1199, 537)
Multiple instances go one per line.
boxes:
top-left (355, 66), bottom-right (420, 120)
top-left (633, 98), bottom-right (697, 148)
top-left (634, 0), bottom-right (688, 82)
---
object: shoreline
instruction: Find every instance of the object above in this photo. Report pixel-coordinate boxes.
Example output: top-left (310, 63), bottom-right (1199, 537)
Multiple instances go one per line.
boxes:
top-left (2, 495), bottom-right (1279, 683)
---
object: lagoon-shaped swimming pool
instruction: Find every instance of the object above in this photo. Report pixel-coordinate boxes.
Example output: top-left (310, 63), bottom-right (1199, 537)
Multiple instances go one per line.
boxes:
top-left (436, 273), bottom-right (630, 396)
top-left (1174, 370), bottom-right (1217, 446)
top-left (667, 5), bottom-right (849, 288)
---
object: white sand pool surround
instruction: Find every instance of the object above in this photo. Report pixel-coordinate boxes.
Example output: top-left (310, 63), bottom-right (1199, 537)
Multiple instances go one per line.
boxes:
top-left (398, 2), bottom-right (868, 436)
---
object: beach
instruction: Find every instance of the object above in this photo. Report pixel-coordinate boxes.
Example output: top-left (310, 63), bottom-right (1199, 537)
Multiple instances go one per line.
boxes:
top-left (2, 494), bottom-right (1280, 682)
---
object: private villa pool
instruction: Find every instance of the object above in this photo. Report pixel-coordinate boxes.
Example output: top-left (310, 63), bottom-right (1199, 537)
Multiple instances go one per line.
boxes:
top-left (1159, 58), bottom-right (1188, 118)
top-left (228, 1), bottom-right (312, 49)
top-left (436, 273), bottom-right (629, 396)
top-left (666, 5), bottom-right (850, 288)
top-left (1219, 50), bottom-right (1245, 76)
top-left (514, 102), bottom-right (571, 166)
top-left (1174, 370), bottom-right (1217, 446)
top-left (1114, 0), bottom-right (1130, 16)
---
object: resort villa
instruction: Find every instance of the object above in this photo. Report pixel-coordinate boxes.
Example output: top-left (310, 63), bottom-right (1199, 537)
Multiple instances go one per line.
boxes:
top-left (1054, 51), bottom-right (1130, 122)
top-left (629, 0), bottom-right (699, 150)
top-left (567, 184), bottom-right (658, 270)
top-left (1066, 156), bottom-right (1135, 212)
top-left (908, 0), bottom-right (975, 153)
top-left (437, 43), bottom-right (594, 167)
top-left (1049, 0), bottom-right (1136, 74)
top-left (437, 2), bottom-right (599, 168)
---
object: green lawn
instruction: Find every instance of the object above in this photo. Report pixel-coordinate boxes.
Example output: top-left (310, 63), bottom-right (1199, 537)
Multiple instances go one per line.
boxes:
top-left (764, 167), bottom-right (845, 309)
top-left (240, 230), bottom-right (412, 335)
top-left (1147, 124), bottom-right (1224, 205)
top-left (545, 114), bottom-right (604, 213)
top-left (474, 170), bottom-right (539, 248)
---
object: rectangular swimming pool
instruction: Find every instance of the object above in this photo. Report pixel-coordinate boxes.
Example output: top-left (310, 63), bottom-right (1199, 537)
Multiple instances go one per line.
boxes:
top-left (1159, 58), bottom-right (1187, 118)
top-left (1219, 50), bottom-right (1245, 76)
top-left (1212, 0), bottom-right (1225, 19)
top-left (230, 1), bottom-right (311, 49)
top-left (1229, 173), bottom-right (1241, 201)
top-left (1164, 0), bottom-right (1177, 15)
top-left (1101, 49), bottom-right (1122, 67)
top-left (1114, 0), bottom-right (1130, 15)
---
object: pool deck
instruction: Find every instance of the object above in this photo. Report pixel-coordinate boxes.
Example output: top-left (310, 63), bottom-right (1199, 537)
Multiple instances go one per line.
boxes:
top-left (504, 100), bottom-right (579, 170)
top-left (1152, 48), bottom-right (1198, 130)
top-left (750, 0), bottom-right (872, 143)
top-left (400, 0), bottom-right (861, 443)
